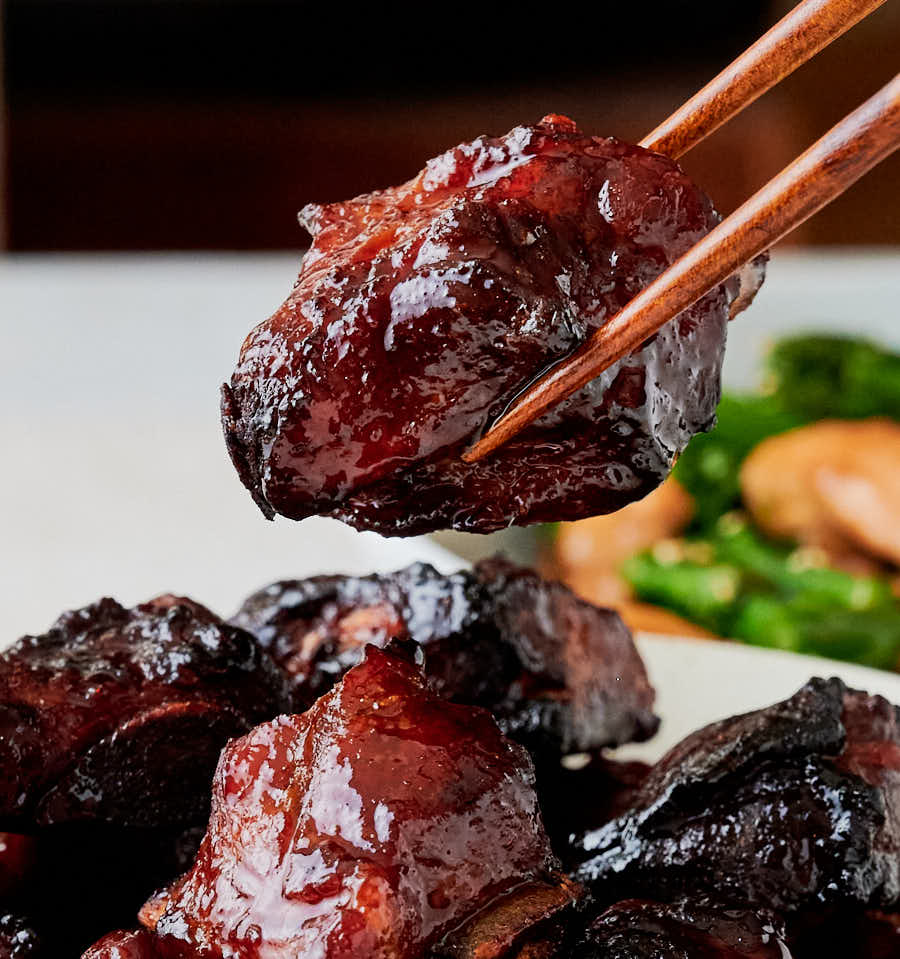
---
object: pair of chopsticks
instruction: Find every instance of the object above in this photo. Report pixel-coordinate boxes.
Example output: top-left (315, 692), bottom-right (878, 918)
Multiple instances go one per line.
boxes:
top-left (464, 0), bottom-right (899, 464)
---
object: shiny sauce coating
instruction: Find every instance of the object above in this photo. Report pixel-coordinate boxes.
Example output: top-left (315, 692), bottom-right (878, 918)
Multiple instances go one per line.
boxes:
top-left (145, 645), bottom-right (560, 958)
top-left (222, 115), bottom-right (733, 535)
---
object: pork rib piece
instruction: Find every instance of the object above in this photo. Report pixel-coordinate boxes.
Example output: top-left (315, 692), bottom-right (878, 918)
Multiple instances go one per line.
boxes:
top-left (0, 595), bottom-right (291, 953)
top-left (569, 899), bottom-right (792, 958)
top-left (139, 643), bottom-right (576, 959)
top-left (573, 677), bottom-right (900, 914)
top-left (222, 114), bottom-right (740, 535)
top-left (230, 558), bottom-right (658, 756)
top-left (0, 595), bottom-right (290, 828)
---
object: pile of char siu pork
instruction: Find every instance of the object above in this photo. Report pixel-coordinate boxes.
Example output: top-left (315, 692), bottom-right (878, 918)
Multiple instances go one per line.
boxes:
top-left (4, 118), bottom-right (899, 956)
top-left (2, 559), bottom-right (899, 957)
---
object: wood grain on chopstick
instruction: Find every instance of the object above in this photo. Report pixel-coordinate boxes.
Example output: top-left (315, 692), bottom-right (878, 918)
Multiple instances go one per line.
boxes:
top-left (464, 74), bottom-right (900, 465)
top-left (641, 0), bottom-right (888, 158)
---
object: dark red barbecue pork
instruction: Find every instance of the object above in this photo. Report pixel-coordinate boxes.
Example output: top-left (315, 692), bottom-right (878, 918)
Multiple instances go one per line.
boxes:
top-left (133, 644), bottom-right (576, 958)
top-left (0, 595), bottom-right (290, 829)
top-left (229, 558), bottom-right (658, 757)
top-left (222, 115), bottom-right (744, 535)
top-left (572, 677), bottom-right (900, 914)
top-left (0, 595), bottom-right (291, 954)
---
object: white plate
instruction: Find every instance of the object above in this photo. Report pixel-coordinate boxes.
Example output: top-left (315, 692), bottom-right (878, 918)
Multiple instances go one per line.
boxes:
top-left (3, 252), bottom-right (898, 629)
top-left (625, 634), bottom-right (900, 762)
top-left (3, 251), bottom-right (900, 754)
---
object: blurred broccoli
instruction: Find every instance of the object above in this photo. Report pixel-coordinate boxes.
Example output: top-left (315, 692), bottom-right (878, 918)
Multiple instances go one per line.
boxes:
top-left (710, 516), bottom-right (893, 612)
top-left (621, 516), bottom-right (900, 668)
top-left (732, 598), bottom-right (900, 671)
top-left (673, 394), bottom-right (802, 530)
top-left (621, 548), bottom-right (742, 635)
top-left (556, 333), bottom-right (900, 671)
top-left (766, 334), bottom-right (900, 421)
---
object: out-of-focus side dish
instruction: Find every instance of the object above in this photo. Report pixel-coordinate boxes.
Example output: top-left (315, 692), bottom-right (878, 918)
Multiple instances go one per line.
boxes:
top-left (546, 334), bottom-right (900, 670)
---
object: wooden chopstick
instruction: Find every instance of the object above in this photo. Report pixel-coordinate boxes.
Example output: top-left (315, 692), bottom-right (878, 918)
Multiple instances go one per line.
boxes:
top-left (463, 74), bottom-right (900, 465)
top-left (641, 0), bottom-right (888, 158)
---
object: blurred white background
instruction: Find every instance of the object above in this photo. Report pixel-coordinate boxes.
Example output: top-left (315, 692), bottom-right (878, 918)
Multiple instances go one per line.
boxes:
top-left (0, 254), bottom-right (457, 639)
top-left (2, 250), bottom-right (899, 640)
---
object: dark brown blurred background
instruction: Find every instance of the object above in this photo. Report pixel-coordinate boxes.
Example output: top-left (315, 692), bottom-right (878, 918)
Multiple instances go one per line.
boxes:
top-left (1, 0), bottom-right (898, 251)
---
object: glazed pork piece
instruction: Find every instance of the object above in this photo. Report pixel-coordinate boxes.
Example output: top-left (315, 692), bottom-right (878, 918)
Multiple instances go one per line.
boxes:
top-left (0, 596), bottom-right (291, 953)
top-left (82, 929), bottom-right (163, 959)
top-left (535, 756), bottom-right (650, 856)
top-left (569, 899), bottom-right (791, 959)
top-left (222, 114), bottom-right (747, 536)
top-left (132, 643), bottom-right (577, 959)
top-left (572, 677), bottom-right (900, 914)
top-left (230, 558), bottom-right (658, 756)
top-left (0, 595), bottom-right (290, 828)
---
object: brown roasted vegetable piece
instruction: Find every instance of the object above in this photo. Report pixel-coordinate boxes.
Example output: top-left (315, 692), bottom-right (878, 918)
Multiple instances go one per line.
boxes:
top-left (573, 678), bottom-right (900, 914)
top-left (569, 899), bottom-right (792, 958)
top-left (740, 419), bottom-right (900, 566)
top-left (139, 643), bottom-right (576, 959)
top-left (0, 595), bottom-right (291, 953)
top-left (231, 558), bottom-right (658, 756)
top-left (221, 114), bottom-right (740, 536)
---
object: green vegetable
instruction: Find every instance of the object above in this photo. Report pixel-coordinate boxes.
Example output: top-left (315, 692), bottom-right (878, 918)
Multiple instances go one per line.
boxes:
top-left (535, 523), bottom-right (560, 545)
top-left (576, 332), bottom-right (900, 670)
top-left (711, 518), bottom-right (893, 612)
top-left (622, 515), bottom-right (900, 668)
top-left (799, 608), bottom-right (900, 670)
top-left (766, 334), bottom-right (900, 421)
top-left (673, 394), bottom-right (803, 530)
top-left (621, 550), bottom-right (743, 635)
top-left (732, 598), bottom-right (900, 672)
top-left (729, 596), bottom-right (804, 652)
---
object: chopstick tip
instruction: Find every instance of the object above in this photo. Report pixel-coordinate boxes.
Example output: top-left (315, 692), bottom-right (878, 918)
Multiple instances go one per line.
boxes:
top-left (461, 436), bottom-right (490, 464)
